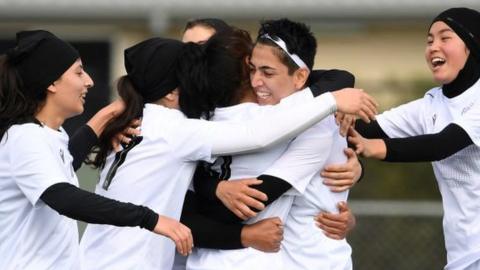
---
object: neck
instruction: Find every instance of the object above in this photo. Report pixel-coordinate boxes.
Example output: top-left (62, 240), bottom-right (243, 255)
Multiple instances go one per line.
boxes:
top-left (443, 55), bottom-right (480, 98)
top-left (35, 105), bottom-right (65, 130)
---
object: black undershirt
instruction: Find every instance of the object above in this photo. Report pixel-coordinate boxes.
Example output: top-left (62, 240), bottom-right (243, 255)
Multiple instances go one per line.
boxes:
top-left (69, 124), bottom-right (98, 171)
top-left (41, 182), bottom-right (158, 231)
top-left (40, 125), bottom-right (158, 232)
top-left (354, 121), bottom-right (474, 162)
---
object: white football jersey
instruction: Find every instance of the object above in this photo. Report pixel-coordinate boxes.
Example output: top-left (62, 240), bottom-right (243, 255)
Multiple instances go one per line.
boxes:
top-left (376, 78), bottom-right (480, 270)
top-left (186, 89), bottom-right (349, 270)
top-left (0, 124), bottom-right (80, 270)
top-left (81, 91), bottom-right (338, 270)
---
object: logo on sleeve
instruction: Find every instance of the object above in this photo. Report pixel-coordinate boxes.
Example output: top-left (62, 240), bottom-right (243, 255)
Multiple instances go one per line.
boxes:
top-left (432, 114), bottom-right (437, 126)
top-left (462, 102), bottom-right (474, 115)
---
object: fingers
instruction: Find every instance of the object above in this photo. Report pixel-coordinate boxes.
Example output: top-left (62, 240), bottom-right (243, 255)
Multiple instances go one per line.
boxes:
top-left (244, 187), bottom-right (268, 202)
top-left (323, 178), bottom-right (354, 187)
top-left (339, 114), bottom-right (355, 137)
top-left (130, 118), bottom-right (142, 128)
top-left (154, 216), bottom-right (193, 256)
top-left (322, 171), bottom-right (353, 180)
top-left (172, 227), bottom-right (189, 256)
top-left (241, 195), bottom-right (265, 211)
top-left (315, 213), bottom-right (348, 240)
top-left (357, 109), bottom-right (371, 124)
top-left (125, 127), bottom-right (141, 137)
top-left (335, 112), bottom-right (345, 126)
top-left (233, 203), bottom-right (255, 220)
top-left (337, 201), bottom-right (350, 213)
top-left (344, 148), bottom-right (357, 159)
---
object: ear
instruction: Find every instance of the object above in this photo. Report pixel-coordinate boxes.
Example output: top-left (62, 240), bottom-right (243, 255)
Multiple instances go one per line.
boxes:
top-left (293, 68), bottom-right (310, 90)
top-left (46, 82), bottom-right (58, 94)
top-left (164, 89), bottom-right (179, 101)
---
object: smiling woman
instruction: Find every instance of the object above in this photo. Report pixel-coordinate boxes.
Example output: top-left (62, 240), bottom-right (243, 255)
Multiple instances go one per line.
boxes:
top-left (0, 30), bottom-right (194, 270)
top-left (347, 7), bottom-right (480, 270)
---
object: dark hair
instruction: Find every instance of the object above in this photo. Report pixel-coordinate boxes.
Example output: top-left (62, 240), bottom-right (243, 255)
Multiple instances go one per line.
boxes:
top-left (87, 76), bottom-right (143, 168)
top-left (177, 28), bottom-right (253, 119)
top-left (0, 54), bottom-right (47, 141)
top-left (184, 18), bottom-right (232, 35)
top-left (89, 28), bottom-right (253, 167)
top-left (256, 18), bottom-right (317, 74)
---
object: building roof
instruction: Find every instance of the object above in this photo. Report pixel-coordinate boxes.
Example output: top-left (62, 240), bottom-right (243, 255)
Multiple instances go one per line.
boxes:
top-left (1, 0), bottom-right (479, 32)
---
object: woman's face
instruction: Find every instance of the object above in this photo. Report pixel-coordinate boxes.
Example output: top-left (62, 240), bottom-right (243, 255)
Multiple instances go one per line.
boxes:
top-left (249, 43), bottom-right (305, 105)
top-left (48, 59), bottom-right (94, 118)
top-left (182, 25), bottom-right (216, 44)
top-left (425, 21), bottom-right (470, 84)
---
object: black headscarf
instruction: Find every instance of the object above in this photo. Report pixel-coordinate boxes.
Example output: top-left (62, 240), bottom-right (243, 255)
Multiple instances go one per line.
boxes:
top-left (431, 7), bottom-right (480, 97)
top-left (124, 37), bottom-right (185, 103)
top-left (6, 30), bottom-right (79, 99)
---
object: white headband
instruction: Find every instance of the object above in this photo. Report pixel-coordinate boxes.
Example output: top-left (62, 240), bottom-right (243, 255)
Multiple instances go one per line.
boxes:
top-left (261, 33), bottom-right (309, 70)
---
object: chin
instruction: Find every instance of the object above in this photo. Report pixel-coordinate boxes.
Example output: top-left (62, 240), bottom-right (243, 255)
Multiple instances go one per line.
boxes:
top-left (432, 74), bottom-right (453, 85)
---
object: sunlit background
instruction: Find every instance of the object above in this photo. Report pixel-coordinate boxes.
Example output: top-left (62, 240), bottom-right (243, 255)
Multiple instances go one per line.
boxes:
top-left (2, 1), bottom-right (479, 269)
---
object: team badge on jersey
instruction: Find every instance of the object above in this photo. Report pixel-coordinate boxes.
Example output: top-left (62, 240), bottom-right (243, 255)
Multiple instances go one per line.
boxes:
top-left (59, 149), bottom-right (65, 163)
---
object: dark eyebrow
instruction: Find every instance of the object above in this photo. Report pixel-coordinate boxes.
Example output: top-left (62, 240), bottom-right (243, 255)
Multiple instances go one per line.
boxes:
top-left (429, 28), bottom-right (454, 37)
top-left (439, 28), bottom-right (454, 34)
top-left (258, 65), bottom-right (275, 72)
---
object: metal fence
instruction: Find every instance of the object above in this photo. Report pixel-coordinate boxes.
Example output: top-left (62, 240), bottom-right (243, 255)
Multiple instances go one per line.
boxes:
top-left (348, 200), bottom-right (445, 270)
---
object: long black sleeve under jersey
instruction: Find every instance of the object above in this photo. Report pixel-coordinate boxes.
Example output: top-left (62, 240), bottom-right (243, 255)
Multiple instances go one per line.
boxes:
top-left (383, 123), bottom-right (473, 162)
top-left (41, 182), bottom-right (158, 231)
top-left (68, 125), bottom-right (98, 171)
top-left (181, 190), bottom-right (244, 249)
top-left (309, 69), bottom-right (355, 96)
top-left (354, 120), bottom-right (474, 162)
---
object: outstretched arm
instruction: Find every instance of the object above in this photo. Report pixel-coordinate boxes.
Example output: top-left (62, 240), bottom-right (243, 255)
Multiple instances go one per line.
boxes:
top-left (349, 123), bottom-right (473, 162)
top-left (208, 89), bottom-right (377, 156)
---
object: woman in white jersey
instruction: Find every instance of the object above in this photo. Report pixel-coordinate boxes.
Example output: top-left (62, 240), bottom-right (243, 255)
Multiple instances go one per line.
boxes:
top-left (0, 30), bottom-right (196, 270)
top-left (184, 19), bottom-right (355, 270)
top-left (79, 35), bottom-right (376, 270)
top-left (345, 7), bottom-right (480, 270)
top-left (180, 19), bottom-right (361, 248)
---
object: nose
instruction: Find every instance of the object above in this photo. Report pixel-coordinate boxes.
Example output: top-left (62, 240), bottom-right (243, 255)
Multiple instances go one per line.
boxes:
top-left (84, 71), bottom-right (94, 89)
top-left (429, 38), bottom-right (441, 52)
top-left (250, 71), bottom-right (263, 88)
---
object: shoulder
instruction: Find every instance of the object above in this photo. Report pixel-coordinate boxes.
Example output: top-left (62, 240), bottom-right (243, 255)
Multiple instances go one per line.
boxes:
top-left (424, 86), bottom-right (442, 100)
top-left (6, 123), bottom-right (47, 143)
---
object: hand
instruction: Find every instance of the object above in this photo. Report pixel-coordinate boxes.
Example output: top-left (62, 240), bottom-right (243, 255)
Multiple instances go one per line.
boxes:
top-left (321, 148), bottom-right (361, 192)
top-left (112, 119), bottom-right (142, 152)
top-left (241, 217), bottom-right (283, 252)
top-left (314, 202), bottom-right (355, 240)
top-left (216, 179), bottom-right (268, 220)
top-left (347, 127), bottom-right (386, 159)
top-left (331, 88), bottom-right (378, 123)
top-left (335, 112), bottom-right (356, 137)
top-left (153, 215), bottom-right (193, 256)
top-left (87, 99), bottom-right (127, 137)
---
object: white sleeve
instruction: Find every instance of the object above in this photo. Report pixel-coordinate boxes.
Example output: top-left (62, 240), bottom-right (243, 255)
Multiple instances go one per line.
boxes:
top-left (454, 100), bottom-right (480, 147)
top-left (261, 116), bottom-right (337, 195)
top-left (208, 91), bottom-right (337, 156)
top-left (376, 98), bottom-right (427, 138)
top-left (9, 127), bottom-right (69, 206)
